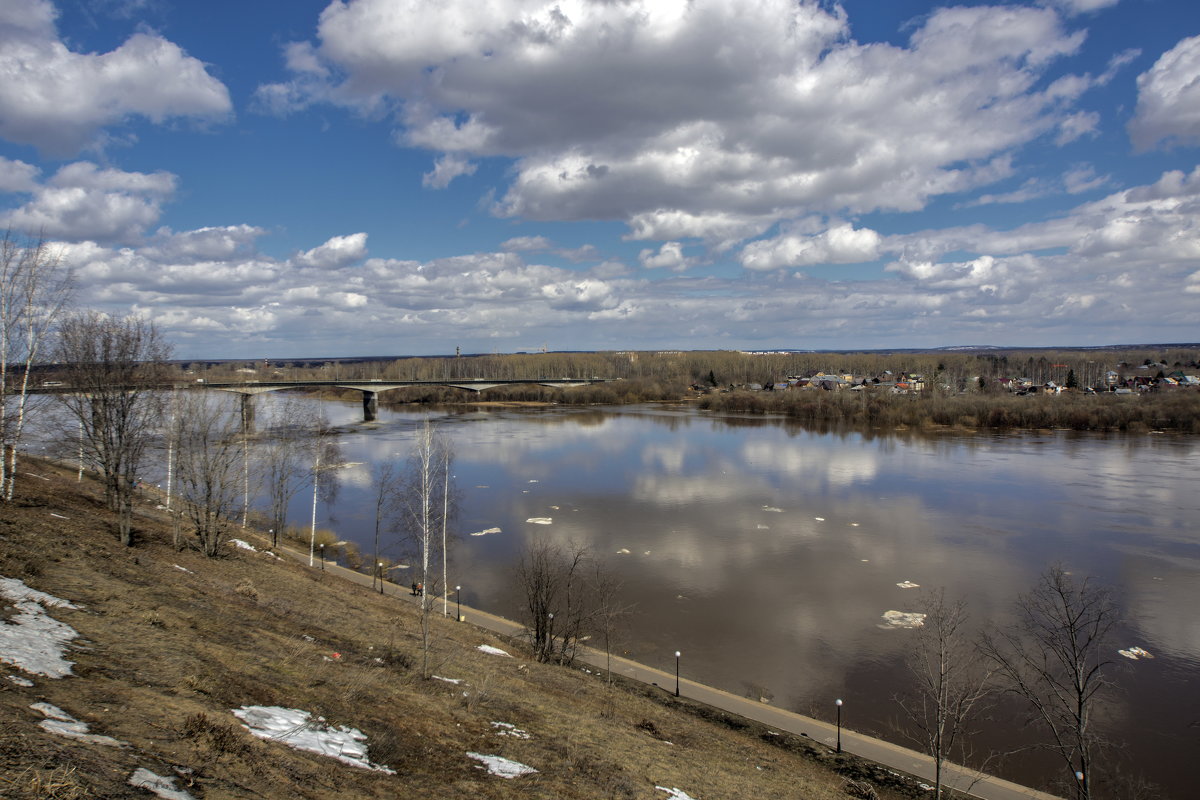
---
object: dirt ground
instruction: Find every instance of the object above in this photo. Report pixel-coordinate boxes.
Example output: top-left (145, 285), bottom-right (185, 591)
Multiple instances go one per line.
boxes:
top-left (0, 458), bottom-right (919, 799)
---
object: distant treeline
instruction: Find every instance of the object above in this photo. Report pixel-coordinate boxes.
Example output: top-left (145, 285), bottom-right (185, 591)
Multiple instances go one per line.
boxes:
top-left (699, 388), bottom-right (1200, 433)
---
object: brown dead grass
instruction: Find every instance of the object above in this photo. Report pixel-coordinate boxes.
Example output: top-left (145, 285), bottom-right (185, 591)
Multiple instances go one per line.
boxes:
top-left (0, 459), bottom-right (916, 799)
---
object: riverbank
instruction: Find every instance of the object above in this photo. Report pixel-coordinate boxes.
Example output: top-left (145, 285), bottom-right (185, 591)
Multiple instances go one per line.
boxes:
top-left (2, 458), bottom-right (934, 800)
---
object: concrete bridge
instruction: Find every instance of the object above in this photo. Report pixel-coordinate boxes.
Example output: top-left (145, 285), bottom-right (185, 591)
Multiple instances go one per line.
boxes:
top-left (196, 377), bottom-right (614, 427)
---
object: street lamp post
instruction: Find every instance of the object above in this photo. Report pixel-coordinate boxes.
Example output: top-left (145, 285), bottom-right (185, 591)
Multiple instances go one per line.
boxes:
top-left (319, 543), bottom-right (325, 570)
top-left (675, 651), bottom-right (681, 697)
top-left (377, 562), bottom-right (384, 594)
top-left (456, 585), bottom-right (461, 622)
top-left (835, 699), bottom-right (843, 753)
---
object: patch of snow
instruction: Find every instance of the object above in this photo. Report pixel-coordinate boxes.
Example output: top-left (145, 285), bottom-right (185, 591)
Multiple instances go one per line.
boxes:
top-left (232, 706), bottom-right (395, 773)
top-left (1119, 646), bottom-right (1154, 660)
top-left (173, 565), bottom-right (194, 574)
top-left (7, 674), bottom-right (34, 687)
top-left (470, 527), bottom-right (501, 537)
top-left (656, 787), bottom-right (699, 800)
top-left (525, 517), bottom-right (552, 525)
top-left (128, 768), bottom-right (194, 800)
top-left (896, 581), bottom-right (920, 589)
top-left (31, 703), bottom-right (126, 746)
top-left (0, 576), bottom-right (80, 678)
top-left (433, 675), bottom-right (464, 685)
top-left (476, 645), bottom-right (512, 657)
top-left (228, 539), bottom-right (257, 552)
top-left (491, 721), bottom-right (531, 739)
top-left (879, 610), bottom-right (926, 629)
top-left (49, 513), bottom-right (68, 519)
top-left (467, 752), bottom-right (537, 778)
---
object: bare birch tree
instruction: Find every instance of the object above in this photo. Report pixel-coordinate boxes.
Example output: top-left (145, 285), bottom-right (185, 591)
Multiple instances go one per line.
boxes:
top-left (171, 392), bottom-right (244, 556)
top-left (398, 420), bottom-right (453, 677)
top-left (982, 566), bottom-right (1118, 800)
top-left (304, 411), bottom-right (341, 567)
top-left (897, 589), bottom-right (992, 800)
top-left (370, 458), bottom-right (401, 592)
top-left (55, 311), bottom-right (170, 546)
top-left (0, 232), bottom-right (72, 501)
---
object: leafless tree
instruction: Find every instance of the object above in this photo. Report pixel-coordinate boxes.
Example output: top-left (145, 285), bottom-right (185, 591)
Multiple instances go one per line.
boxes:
top-left (0, 231), bottom-right (72, 501)
top-left (896, 589), bottom-right (993, 800)
top-left (170, 392), bottom-right (244, 557)
top-left (55, 311), bottom-right (171, 546)
top-left (370, 458), bottom-right (402, 592)
top-left (397, 420), bottom-right (453, 677)
top-left (982, 565), bottom-right (1118, 800)
top-left (257, 396), bottom-right (319, 548)
top-left (304, 411), bottom-right (341, 567)
top-left (516, 540), bottom-right (591, 665)
top-left (589, 560), bottom-right (633, 685)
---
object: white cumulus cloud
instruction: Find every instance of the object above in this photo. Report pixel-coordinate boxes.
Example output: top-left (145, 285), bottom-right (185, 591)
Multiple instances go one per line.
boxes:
top-left (294, 233), bottom-right (369, 268)
top-left (0, 0), bottom-right (231, 155)
top-left (1129, 34), bottom-right (1200, 151)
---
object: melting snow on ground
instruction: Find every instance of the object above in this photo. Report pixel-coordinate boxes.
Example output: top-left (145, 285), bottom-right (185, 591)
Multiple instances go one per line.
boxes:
top-left (880, 611), bottom-right (926, 629)
top-left (128, 768), bottom-right (194, 800)
top-left (1119, 646), bottom-right (1154, 660)
top-left (477, 645), bottom-right (512, 657)
top-left (433, 675), bottom-right (464, 685)
top-left (491, 721), bottom-right (531, 739)
top-left (228, 539), bottom-right (257, 552)
top-left (0, 576), bottom-right (81, 678)
top-left (232, 706), bottom-right (395, 773)
top-left (657, 787), bottom-right (699, 799)
top-left (526, 517), bottom-right (552, 525)
top-left (896, 581), bottom-right (920, 589)
top-left (32, 703), bottom-right (126, 746)
top-left (470, 527), bottom-right (502, 537)
top-left (173, 565), bottom-right (194, 574)
top-left (468, 752), bottom-right (538, 778)
top-left (7, 674), bottom-right (34, 687)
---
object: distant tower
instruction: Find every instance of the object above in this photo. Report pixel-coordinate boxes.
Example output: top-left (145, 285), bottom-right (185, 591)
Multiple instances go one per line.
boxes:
top-left (456, 346), bottom-right (461, 357)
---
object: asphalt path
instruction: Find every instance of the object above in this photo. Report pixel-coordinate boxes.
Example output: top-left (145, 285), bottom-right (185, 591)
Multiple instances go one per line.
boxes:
top-left (257, 534), bottom-right (1060, 800)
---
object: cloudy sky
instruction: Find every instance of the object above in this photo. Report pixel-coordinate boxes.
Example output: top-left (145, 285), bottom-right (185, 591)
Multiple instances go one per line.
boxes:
top-left (1, 0), bottom-right (1197, 358)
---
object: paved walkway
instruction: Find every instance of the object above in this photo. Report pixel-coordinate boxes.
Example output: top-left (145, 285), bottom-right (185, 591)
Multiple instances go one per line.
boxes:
top-left (256, 534), bottom-right (1060, 800)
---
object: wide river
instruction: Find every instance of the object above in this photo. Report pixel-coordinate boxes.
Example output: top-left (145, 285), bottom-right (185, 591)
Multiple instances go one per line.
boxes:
top-left (183, 398), bottom-right (1200, 796)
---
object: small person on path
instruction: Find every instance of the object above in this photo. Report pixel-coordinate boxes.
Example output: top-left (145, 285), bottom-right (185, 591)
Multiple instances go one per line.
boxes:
top-left (411, 581), bottom-right (418, 596)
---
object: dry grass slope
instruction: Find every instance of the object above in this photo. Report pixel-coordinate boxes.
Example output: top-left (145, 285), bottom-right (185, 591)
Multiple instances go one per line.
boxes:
top-left (1, 459), bottom-right (913, 799)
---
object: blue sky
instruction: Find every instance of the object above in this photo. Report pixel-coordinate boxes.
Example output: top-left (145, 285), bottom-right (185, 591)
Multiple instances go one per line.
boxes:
top-left (1, 0), bottom-right (1198, 358)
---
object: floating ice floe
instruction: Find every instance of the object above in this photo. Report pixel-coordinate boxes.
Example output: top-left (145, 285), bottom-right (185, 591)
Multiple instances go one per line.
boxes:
top-left (528, 479), bottom-right (539, 484)
top-left (32, 703), bottom-right (126, 746)
top-left (880, 611), bottom-right (926, 629)
top-left (525, 517), bottom-right (552, 525)
top-left (616, 548), bottom-right (631, 554)
top-left (491, 721), bottom-right (531, 739)
top-left (756, 524), bottom-right (770, 530)
top-left (1118, 646), bottom-right (1154, 660)
top-left (762, 506), bottom-right (783, 513)
top-left (477, 645), bottom-right (512, 657)
top-left (656, 787), bottom-right (699, 800)
top-left (228, 539), bottom-right (257, 552)
top-left (549, 505), bottom-right (560, 510)
top-left (128, 768), bottom-right (194, 800)
top-left (0, 576), bottom-right (80, 678)
top-left (896, 581), bottom-right (920, 589)
top-left (470, 527), bottom-right (502, 537)
top-left (850, 522), bottom-right (860, 527)
top-left (7, 675), bottom-right (34, 687)
top-left (468, 752), bottom-right (538, 778)
top-left (232, 706), bottom-right (395, 773)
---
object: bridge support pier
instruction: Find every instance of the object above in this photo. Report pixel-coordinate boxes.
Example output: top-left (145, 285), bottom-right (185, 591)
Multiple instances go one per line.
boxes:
top-left (362, 390), bottom-right (378, 422)
top-left (240, 394), bottom-right (255, 434)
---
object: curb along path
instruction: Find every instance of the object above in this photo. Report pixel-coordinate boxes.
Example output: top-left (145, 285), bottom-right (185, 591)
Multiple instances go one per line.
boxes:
top-left (257, 535), bottom-right (1059, 800)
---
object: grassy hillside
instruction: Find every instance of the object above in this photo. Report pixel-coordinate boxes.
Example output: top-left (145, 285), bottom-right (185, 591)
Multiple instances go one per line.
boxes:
top-left (0, 459), bottom-right (917, 800)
